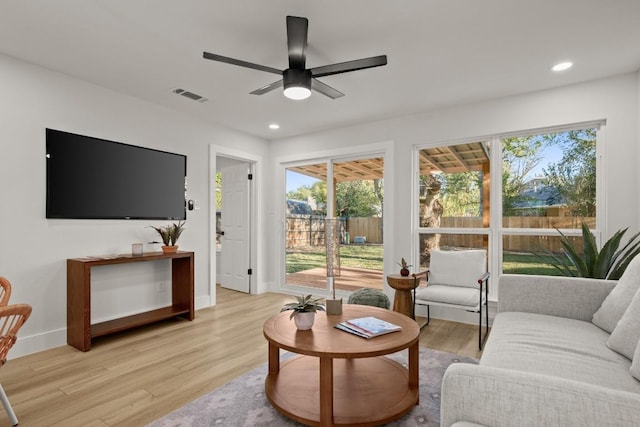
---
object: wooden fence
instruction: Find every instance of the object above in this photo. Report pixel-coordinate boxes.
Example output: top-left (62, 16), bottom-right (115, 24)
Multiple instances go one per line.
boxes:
top-left (436, 216), bottom-right (595, 253)
top-left (287, 215), bottom-right (596, 252)
top-left (346, 217), bottom-right (383, 244)
top-left (286, 216), bottom-right (349, 249)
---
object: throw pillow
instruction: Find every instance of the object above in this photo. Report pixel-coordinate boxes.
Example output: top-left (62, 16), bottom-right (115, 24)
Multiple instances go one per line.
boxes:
top-left (592, 254), bottom-right (640, 333)
top-left (631, 339), bottom-right (640, 381)
top-left (607, 287), bottom-right (640, 359)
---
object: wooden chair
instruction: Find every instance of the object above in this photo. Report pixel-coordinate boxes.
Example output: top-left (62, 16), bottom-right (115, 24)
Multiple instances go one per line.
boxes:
top-left (0, 304), bottom-right (32, 426)
top-left (412, 249), bottom-right (490, 350)
top-left (0, 277), bottom-right (12, 307)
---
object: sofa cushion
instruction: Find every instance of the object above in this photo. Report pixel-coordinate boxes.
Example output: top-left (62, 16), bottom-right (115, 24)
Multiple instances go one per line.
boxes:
top-left (482, 312), bottom-right (640, 393)
top-left (592, 254), bottom-right (640, 333)
top-left (631, 340), bottom-right (640, 381)
top-left (608, 287), bottom-right (640, 359)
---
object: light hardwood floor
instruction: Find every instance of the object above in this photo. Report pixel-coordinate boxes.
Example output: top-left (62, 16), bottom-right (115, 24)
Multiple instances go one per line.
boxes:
top-left (2, 287), bottom-right (484, 426)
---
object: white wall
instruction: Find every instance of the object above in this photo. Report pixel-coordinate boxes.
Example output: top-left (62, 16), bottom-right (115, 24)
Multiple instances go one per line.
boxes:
top-left (268, 73), bottom-right (640, 321)
top-left (0, 54), bottom-right (268, 357)
top-left (2, 49), bottom-right (638, 355)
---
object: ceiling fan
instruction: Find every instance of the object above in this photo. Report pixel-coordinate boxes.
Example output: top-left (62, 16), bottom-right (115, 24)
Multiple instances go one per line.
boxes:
top-left (203, 15), bottom-right (387, 100)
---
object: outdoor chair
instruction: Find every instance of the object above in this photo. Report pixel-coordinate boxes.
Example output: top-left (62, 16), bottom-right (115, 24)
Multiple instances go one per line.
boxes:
top-left (412, 249), bottom-right (490, 349)
top-left (0, 304), bottom-right (32, 426)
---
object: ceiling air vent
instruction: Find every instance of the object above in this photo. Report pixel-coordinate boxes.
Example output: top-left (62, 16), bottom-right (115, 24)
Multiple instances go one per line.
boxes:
top-left (172, 88), bottom-right (208, 103)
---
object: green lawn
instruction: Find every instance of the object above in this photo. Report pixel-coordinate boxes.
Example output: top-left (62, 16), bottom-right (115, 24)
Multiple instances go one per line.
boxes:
top-left (286, 244), bottom-right (384, 273)
top-left (286, 245), bottom-right (567, 276)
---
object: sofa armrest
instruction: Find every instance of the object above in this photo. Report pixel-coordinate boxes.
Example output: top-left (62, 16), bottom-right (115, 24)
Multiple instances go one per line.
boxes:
top-left (498, 274), bottom-right (616, 321)
top-left (441, 363), bottom-right (640, 427)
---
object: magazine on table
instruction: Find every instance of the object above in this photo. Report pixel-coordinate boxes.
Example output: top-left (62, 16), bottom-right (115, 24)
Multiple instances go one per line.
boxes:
top-left (335, 316), bottom-right (402, 338)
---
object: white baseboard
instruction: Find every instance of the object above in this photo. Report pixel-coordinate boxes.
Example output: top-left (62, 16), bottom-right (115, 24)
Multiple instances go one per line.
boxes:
top-left (11, 328), bottom-right (67, 359)
top-left (12, 297), bottom-right (215, 360)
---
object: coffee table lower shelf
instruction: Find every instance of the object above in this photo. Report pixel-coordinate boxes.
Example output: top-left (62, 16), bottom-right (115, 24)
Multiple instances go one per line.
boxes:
top-left (265, 354), bottom-right (418, 427)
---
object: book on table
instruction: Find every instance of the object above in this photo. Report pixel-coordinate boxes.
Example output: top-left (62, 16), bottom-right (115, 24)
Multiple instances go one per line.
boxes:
top-left (335, 316), bottom-right (402, 339)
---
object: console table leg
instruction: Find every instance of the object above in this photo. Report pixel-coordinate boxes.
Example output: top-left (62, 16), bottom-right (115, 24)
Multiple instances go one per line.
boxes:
top-left (319, 356), bottom-right (333, 427)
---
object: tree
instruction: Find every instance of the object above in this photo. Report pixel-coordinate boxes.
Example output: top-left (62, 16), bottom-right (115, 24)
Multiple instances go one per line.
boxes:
top-left (501, 135), bottom-right (544, 215)
top-left (336, 180), bottom-right (381, 217)
top-left (288, 179), bottom-right (383, 217)
top-left (438, 171), bottom-right (482, 216)
top-left (543, 129), bottom-right (596, 217)
top-left (288, 181), bottom-right (327, 214)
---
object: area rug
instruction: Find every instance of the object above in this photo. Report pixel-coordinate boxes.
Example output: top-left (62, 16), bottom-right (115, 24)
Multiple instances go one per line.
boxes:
top-left (148, 347), bottom-right (478, 427)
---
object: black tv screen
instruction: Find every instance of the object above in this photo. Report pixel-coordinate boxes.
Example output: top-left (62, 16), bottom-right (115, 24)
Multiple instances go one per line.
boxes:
top-left (46, 129), bottom-right (187, 220)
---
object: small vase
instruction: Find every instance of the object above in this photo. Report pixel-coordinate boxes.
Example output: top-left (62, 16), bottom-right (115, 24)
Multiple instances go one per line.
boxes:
top-left (326, 299), bottom-right (342, 315)
top-left (400, 268), bottom-right (410, 277)
top-left (293, 312), bottom-right (315, 330)
top-left (162, 245), bottom-right (178, 254)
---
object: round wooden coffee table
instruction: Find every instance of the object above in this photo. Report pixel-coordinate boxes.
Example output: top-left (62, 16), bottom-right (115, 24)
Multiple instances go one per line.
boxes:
top-left (263, 304), bottom-right (420, 427)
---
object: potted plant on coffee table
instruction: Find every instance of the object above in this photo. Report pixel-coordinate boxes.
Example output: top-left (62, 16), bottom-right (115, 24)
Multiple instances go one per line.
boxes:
top-left (281, 294), bottom-right (326, 330)
top-left (149, 220), bottom-right (185, 254)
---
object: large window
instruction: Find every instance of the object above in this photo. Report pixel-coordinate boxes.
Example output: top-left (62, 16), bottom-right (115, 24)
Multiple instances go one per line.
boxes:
top-left (417, 141), bottom-right (490, 269)
top-left (416, 124), bottom-right (600, 288)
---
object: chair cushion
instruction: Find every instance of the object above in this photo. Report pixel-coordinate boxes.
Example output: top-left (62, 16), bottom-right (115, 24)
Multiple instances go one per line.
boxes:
top-left (592, 254), bottom-right (640, 333)
top-left (415, 284), bottom-right (480, 308)
top-left (429, 249), bottom-right (486, 288)
top-left (347, 288), bottom-right (390, 309)
top-left (607, 287), bottom-right (640, 359)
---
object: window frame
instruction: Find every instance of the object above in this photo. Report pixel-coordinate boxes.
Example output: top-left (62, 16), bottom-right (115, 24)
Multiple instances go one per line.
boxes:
top-left (413, 121), bottom-right (605, 300)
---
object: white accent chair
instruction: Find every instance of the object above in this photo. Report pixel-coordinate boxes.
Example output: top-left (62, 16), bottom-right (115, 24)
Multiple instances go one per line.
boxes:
top-left (413, 249), bottom-right (490, 349)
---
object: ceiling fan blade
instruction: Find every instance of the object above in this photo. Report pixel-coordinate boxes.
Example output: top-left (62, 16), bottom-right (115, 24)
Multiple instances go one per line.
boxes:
top-left (310, 55), bottom-right (388, 78)
top-left (250, 79), bottom-right (283, 95)
top-left (311, 78), bottom-right (345, 99)
top-left (286, 16), bottom-right (308, 69)
top-left (203, 51), bottom-right (282, 75)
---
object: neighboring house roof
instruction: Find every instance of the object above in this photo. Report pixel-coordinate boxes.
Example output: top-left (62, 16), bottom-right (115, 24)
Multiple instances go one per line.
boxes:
top-left (513, 183), bottom-right (565, 208)
top-left (286, 199), bottom-right (313, 215)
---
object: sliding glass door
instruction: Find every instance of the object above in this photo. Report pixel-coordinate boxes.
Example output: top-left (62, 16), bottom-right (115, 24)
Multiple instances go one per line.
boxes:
top-left (284, 155), bottom-right (384, 295)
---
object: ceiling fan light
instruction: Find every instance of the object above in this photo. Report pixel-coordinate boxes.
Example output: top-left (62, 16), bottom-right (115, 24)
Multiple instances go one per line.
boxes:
top-left (284, 86), bottom-right (311, 100)
top-left (283, 68), bottom-right (312, 100)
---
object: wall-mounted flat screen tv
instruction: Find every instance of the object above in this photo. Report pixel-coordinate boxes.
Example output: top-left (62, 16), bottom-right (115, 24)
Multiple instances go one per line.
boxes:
top-left (46, 128), bottom-right (187, 220)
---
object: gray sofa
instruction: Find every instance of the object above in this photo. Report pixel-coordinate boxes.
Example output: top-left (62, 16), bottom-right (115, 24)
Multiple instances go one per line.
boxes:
top-left (441, 272), bottom-right (640, 427)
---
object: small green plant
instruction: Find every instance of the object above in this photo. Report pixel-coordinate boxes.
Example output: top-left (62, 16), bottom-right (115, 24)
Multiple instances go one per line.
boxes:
top-left (397, 258), bottom-right (412, 270)
top-left (149, 220), bottom-right (186, 246)
top-left (541, 222), bottom-right (640, 280)
top-left (280, 294), bottom-right (326, 319)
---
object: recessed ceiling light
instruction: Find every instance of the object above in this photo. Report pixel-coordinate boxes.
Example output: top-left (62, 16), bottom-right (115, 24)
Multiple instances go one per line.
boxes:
top-left (269, 123), bottom-right (280, 130)
top-left (552, 61), bottom-right (573, 72)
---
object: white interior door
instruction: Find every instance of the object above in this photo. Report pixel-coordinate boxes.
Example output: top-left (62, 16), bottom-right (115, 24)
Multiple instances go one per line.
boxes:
top-left (220, 163), bottom-right (251, 293)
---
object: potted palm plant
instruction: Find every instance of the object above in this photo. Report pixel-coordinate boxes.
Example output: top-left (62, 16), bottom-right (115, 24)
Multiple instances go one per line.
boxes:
top-left (149, 220), bottom-right (186, 254)
top-left (541, 222), bottom-right (640, 279)
top-left (281, 294), bottom-right (326, 330)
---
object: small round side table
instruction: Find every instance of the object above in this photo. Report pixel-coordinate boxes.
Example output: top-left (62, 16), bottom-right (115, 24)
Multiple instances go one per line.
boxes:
top-left (387, 274), bottom-right (419, 319)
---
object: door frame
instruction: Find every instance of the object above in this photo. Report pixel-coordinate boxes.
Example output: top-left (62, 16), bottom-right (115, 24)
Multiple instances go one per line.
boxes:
top-left (209, 145), bottom-right (261, 306)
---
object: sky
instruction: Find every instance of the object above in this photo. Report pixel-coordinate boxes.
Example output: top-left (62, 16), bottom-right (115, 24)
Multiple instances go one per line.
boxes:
top-left (286, 170), bottom-right (319, 193)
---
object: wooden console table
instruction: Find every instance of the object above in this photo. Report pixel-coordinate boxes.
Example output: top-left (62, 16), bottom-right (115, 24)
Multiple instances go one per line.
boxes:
top-left (67, 251), bottom-right (194, 351)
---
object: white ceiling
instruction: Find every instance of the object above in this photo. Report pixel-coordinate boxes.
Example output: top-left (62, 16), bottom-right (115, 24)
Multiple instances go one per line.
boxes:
top-left (1, 0), bottom-right (639, 140)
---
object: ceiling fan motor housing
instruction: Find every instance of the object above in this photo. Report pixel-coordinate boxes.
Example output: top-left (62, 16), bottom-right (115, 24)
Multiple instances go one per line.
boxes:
top-left (283, 68), bottom-right (311, 91)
